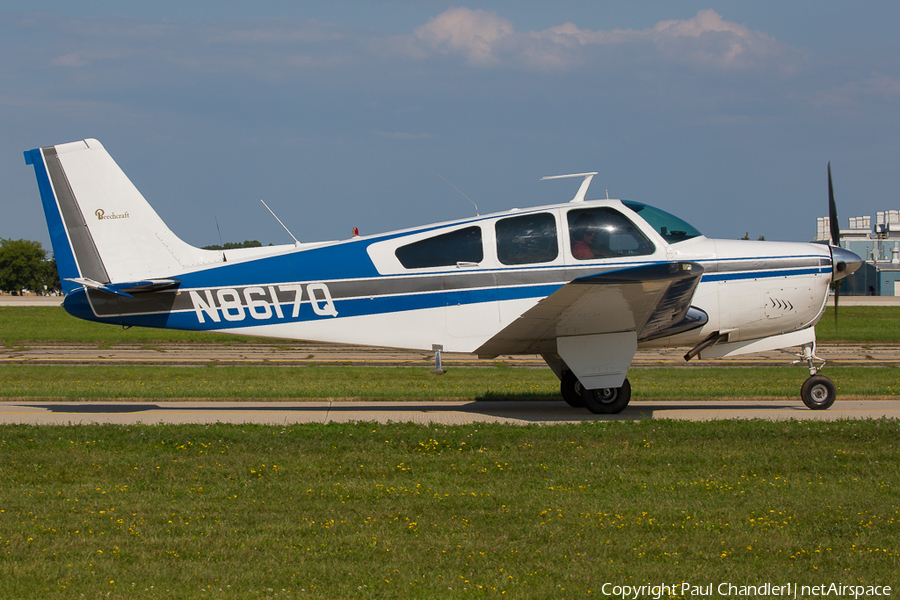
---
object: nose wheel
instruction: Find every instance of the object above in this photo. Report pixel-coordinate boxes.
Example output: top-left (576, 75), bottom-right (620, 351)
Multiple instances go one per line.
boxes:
top-left (800, 375), bottom-right (836, 410)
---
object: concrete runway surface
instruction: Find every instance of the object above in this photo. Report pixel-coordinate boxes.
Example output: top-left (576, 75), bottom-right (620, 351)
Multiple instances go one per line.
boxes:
top-left (1, 399), bottom-right (898, 425)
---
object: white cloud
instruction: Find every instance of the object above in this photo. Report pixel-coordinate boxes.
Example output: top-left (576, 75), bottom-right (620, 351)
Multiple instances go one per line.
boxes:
top-left (413, 7), bottom-right (514, 66)
top-left (643, 9), bottom-right (790, 70)
top-left (404, 8), bottom-right (796, 72)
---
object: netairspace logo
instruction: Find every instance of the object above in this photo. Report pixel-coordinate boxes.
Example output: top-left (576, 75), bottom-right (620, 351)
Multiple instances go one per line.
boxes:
top-left (600, 582), bottom-right (892, 599)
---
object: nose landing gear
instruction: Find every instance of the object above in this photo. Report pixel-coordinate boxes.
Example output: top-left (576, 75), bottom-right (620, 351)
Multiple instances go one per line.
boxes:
top-left (795, 342), bottom-right (836, 410)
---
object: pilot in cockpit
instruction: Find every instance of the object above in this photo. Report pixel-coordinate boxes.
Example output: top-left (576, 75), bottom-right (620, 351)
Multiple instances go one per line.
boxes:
top-left (571, 212), bottom-right (599, 259)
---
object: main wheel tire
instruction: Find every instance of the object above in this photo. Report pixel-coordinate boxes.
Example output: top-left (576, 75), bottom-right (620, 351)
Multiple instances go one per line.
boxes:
top-left (581, 379), bottom-right (631, 414)
top-left (801, 375), bottom-right (836, 410)
top-left (560, 371), bottom-right (585, 408)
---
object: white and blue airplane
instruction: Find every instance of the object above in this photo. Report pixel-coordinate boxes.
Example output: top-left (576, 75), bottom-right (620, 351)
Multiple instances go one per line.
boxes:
top-left (24, 139), bottom-right (862, 413)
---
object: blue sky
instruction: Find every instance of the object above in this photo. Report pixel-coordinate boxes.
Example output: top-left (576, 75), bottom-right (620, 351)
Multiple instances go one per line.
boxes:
top-left (3, 1), bottom-right (899, 249)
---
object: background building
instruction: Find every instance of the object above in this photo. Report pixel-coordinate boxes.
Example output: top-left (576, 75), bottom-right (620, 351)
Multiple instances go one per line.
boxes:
top-left (816, 211), bottom-right (900, 296)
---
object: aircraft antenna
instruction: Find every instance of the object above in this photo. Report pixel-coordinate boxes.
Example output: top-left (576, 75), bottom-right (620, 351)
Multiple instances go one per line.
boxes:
top-left (260, 199), bottom-right (301, 246)
top-left (438, 174), bottom-right (479, 216)
top-left (215, 217), bottom-right (226, 262)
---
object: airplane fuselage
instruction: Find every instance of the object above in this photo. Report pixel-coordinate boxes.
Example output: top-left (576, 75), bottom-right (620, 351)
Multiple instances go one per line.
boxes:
top-left (61, 201), bottom-right (832, 357)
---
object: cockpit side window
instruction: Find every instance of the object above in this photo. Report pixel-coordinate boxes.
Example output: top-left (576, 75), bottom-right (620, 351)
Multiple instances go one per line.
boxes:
top-left (395, 226), bottom-right (483, 269)
top-left (567, 207), bottom-right (655, 260)
top-left (495, 212), bottom-right (558, 265)
top-left (622, 201), bottom-right (702, 244)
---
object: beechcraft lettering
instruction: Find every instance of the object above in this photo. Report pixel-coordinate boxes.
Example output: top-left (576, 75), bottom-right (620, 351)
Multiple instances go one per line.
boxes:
top-left (94, 208), bottom-right (130, 220)
top-left (25, 139), bottom-right (863, 414)
top-left (189, 283), bottom-right (338, 323)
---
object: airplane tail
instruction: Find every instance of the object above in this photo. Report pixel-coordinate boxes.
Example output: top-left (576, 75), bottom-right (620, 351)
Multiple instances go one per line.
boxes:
top-left (24, 139), bottom-right (219, 294)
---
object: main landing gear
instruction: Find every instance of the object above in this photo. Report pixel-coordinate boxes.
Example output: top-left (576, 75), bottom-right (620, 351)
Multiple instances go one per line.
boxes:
top-left (795, 342), bottom-right (836, 410)
top-left (560, 371), bottom-right (632, 414)
top-left (561, 339), bottom-right (838, 415)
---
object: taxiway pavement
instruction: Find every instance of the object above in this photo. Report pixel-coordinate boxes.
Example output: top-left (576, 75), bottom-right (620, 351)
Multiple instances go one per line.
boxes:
top-left (2, 342), bottom-right (899, 367)
top-left (1, 399), bottom-right (898, 425)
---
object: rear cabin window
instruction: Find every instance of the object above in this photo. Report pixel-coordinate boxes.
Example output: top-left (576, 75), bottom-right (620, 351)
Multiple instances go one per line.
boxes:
top-left (567, 207), bottom-right (655, 260)
top-left (495, 212), bottom-right (558, 265)
top-left (395, 226), bottom-right (483, 269)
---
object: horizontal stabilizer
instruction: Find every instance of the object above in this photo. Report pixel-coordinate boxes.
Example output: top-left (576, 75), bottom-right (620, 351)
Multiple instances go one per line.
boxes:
top-left (66, 277), bottom-right (181, 298)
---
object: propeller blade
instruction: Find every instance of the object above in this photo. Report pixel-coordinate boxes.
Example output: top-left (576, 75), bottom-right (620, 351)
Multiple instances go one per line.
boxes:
top-left (828, 162), bottom-right (840, 247)
top-left (834, 280), bottom-right (839, 331)
top-left (826, 163), bottom-right (858, 333)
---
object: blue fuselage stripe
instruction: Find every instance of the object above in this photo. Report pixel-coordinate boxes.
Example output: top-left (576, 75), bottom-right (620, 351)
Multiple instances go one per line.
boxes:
top-left (701, 267), bottom-right (826, 282)
top-left (167, 283), bottom-right (563, 331)
top-left (67, 282), bottom-right (566, 331)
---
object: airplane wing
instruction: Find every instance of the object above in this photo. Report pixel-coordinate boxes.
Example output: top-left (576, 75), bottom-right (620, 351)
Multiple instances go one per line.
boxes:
top-left (476, 261), bottom-right (705, 359)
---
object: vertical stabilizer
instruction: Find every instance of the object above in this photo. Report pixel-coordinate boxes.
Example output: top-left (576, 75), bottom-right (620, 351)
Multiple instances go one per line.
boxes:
top-left (25, 139), bottom-right (219, 293)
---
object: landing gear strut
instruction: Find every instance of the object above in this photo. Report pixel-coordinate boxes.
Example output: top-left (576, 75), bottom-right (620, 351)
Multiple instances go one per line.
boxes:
top-left (795, 342), bottom-right (836, 410)
top-left (560, 371), bottom-right (631, 414)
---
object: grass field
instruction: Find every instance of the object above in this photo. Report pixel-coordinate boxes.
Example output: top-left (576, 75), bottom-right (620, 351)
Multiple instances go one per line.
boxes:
top-left (1, 305), bottom-right (898, 345)
top-left (1, 306), bottom-right (898, 598)
top-left (0, 307), bottom-right (276, 345)
top-left (814, 306), bottom-right (900, 343)
top-left (1, 364), bottom-right (898, 400)
top-left (1, 420), bottom-right (898, 598)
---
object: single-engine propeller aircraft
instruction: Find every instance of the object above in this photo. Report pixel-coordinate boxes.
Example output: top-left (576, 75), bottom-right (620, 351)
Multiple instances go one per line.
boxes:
top-left (25, 139), bottom-right (862, 413)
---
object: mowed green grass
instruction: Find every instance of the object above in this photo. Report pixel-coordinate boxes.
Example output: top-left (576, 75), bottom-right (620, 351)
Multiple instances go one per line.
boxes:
top-left (1, 420), bottom-right (898, 598)
top-left (1, 364), bottom-right (898, 400)
top-left (1, 305), bottom-right (898, 344)
top-left (815, 306), bottom-right (900, 342)
top-left (0, 307), bottom-right (273, 345)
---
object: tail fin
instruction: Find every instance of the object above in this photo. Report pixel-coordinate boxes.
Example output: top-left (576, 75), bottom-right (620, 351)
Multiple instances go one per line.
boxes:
top-left (24, 139), bottom-right (219, 294)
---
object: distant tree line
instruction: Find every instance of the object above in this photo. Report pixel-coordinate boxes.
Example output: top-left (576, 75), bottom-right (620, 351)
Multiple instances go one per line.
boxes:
top-left (0, 238), bottom-right (60, 294)
top-left (0, 238), bottom-right (274, 295)
top-left (201, 240), bottom-right (266, 250)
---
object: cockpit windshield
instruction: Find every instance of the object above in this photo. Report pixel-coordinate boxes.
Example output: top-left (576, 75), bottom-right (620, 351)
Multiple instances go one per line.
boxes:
top-left (622, 201), bottom-right (702, 244)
